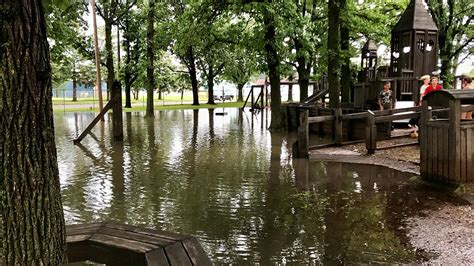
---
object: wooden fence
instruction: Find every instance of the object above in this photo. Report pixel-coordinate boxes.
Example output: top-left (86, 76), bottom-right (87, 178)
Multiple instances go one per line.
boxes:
top-left (295, 106), bottom-right (422, 158)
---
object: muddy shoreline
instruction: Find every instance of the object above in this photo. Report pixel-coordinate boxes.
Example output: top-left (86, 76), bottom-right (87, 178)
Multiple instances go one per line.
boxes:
top-left (309, 143), bottom-right (474, 264)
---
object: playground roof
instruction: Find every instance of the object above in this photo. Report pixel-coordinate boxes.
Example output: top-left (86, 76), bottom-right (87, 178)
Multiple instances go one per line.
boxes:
top-left (392, 0), bottom-right (437, 33)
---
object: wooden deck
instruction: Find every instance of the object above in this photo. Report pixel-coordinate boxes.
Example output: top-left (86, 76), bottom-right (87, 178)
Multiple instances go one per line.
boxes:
top-left (66, 222), bottom-right (211, 265)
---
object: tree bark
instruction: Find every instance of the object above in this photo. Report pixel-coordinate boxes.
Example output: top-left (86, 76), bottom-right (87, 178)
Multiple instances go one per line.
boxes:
top-left (146, 0), bottom-right (155, 117)
top-left (263, 3), bottom-right (285, 131)
top-left (438, 34), bottom-right (454, 89)
top-left (237, 83), bottom-right (244, 102)
top-left (187, 47), bottom-right (199, 106)
top-left (207, 65), bottom-right (215, 104)
top-left (124, 19), bottom-right (132, 108)
top-left (0, 0), bottom-right (67, 264)
top-left (72, 76), bottom-right (78, 102)
top-left (340, 3), bottom-right (351, 104)
top-left (288, 83), bottom-right (293, 102)
top-left (294, 38), bottom-right (310, 101)
top-left (327, 0), bottom-right (341, 108)
top-left (105, 19), bottom-right (114, 101)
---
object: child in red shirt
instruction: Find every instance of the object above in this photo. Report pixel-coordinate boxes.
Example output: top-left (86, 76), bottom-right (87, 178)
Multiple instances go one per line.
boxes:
top-left (423, 76), bottom-right (442, 97)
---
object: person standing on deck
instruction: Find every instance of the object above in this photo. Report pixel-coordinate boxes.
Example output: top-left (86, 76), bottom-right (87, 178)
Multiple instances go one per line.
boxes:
top-left (378, 81), bottom-right (396, 110)
top-left (461, 76), bottom-right (473, 120)
top-left (418, 74), bottom-right (430, 105)
top-left (423, 76), bottom-right (442, 97)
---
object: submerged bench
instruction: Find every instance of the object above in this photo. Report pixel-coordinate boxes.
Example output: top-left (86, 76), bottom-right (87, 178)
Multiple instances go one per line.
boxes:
top-left (66, 222), bottom-right (212, 265)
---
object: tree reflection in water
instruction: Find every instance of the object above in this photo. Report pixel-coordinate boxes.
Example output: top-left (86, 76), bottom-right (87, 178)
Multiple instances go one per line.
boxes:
top-left (56, 109), bottom-right (463, 264)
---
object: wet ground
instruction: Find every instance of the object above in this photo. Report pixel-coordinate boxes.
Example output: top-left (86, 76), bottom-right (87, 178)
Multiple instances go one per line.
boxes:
top-left (312, 136), bottom-right (474, 264)
top-left (54, 109), bottom-right (472, 264)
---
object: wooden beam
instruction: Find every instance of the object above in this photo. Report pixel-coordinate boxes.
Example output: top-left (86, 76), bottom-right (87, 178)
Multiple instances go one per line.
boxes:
top-left (374, 112), bottom-right (420, 123)
top-left (73, 95), bottom-right (118, 144)
top-left (308, 115), bottom-right (334, 124)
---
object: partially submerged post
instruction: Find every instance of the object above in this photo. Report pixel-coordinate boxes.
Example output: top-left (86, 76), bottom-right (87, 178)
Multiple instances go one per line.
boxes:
top-left (112, 80), bottom-right (123, 141)
top-left (74, 80), bottom-right (123, 144)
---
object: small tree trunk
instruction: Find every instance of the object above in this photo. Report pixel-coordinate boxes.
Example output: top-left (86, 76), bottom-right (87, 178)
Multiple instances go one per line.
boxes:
top-left (237, 83), bottom-right (244, 102)
top-left (327, 0), bottom-right (341, 108)
top-left (72, 77), bottom-right (78, 102)
top-left (124, 21), bottom-right (132, 108)
top-left (207, 66), bottom-right (215, 104)
top-left (146, 0), bottom-right (155, 117)
top-left (187, 47), bottom-right (199, 106)
top-left (105, 19), bottom-right (114, 101)
top-left (0, 0), bottom-right (67, 264)
top-left (158, 89), bottom-right (162, 100)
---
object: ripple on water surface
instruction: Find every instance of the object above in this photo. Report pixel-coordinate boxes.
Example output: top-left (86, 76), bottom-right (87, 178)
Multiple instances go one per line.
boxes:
top-left (55, 110), bottom-right (462, 264)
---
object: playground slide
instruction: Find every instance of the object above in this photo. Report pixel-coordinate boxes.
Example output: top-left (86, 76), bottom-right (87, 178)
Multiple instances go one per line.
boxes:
top-left (300, 87), bottom-right (330, 106)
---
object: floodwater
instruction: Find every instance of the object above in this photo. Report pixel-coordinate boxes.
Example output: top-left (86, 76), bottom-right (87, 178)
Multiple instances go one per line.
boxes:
top-left (55, 108), bottom-right (459, 264)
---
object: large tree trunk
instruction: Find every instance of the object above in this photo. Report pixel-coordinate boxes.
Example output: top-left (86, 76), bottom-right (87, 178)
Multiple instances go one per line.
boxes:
top-left (294, 38), bottom-right (310, 101)
top-left (237, 83), bottom-right (244, 102)
top-left (327, 0), bottom-right (341, 108)
top-left (187, 47), bottom-right (199, 106)
top-left (146, 0), bottom-right (155, 117)
top-left (207, 65), bottom-right (215, 104)
top-left (0, 0), bottom-right (67, 264)
top-left (288, 83), bottom-right (293, 102)
top-left (105, 19), bottom-right (114, 101)
top-left (264, 3), bottom-right (285, 131)
top-left (340, 3), bottom-right (351, 104)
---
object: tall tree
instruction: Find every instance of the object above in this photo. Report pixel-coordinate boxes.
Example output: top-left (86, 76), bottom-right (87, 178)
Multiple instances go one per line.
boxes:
top-left (340, 0), bottom-right (350, 104)
top-left (263, 2), bottom-right (285, 130)
top-left (168, 1), bottom-right (201, 105)
top-left (327, 0), bottom-right (341, 108)
top-left (120, 4), bottom-right (141, 108)
top-left (146, 0), bottom-right (155, 117)
top-left (0, 0), bottom-right (67, 263)
top-left (95, 0), bottom-right (135, 100)
top-left (426, 0), bottom-right (473, 89)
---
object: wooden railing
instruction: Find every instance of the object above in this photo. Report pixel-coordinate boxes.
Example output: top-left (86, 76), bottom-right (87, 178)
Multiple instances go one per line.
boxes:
top-left (295, 106), bottom-right (422, 157)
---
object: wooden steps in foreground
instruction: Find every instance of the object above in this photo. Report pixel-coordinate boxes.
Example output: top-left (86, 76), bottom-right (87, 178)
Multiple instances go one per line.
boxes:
top-left (66, 222), bottom-right (211, 265)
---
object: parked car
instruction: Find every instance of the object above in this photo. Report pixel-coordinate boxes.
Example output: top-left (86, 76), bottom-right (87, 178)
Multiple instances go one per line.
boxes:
top-left (222, 95), bottom-right (234, 102)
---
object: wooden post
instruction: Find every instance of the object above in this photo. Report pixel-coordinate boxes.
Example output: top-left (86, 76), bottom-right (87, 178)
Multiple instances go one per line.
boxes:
top-left (366, 110), bottom-right (377, 154)
top-left (449, 100), bottom-right (461, 182)
top-left (296, 110), bottom-right (309, 158)
top-left (265, 80), bottom-right (269, 107)
top-left (335, 108), bottom-right (343, 146)
top-left (251, 86), bottom-right (254, 109)
top-left (419, 100), bottom-right (431, 177)
top-left (260, 86), bottom-right (264, 109)
top-left (112, 80), bottom-right (123, 141)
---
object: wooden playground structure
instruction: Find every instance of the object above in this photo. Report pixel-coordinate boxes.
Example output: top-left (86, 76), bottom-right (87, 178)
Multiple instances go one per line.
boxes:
top-left (290, 0), bottom-right (473, 184)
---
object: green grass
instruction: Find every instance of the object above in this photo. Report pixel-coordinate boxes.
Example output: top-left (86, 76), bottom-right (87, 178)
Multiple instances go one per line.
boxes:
top-left (52, 95), bottom-right (209, 105)
top-left (53, 101), bottom-right (244, 113)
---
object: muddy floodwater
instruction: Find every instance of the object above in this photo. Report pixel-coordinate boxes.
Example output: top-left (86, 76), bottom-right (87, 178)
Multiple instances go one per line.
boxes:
top-left (55, 108), bottom-right (462, 264)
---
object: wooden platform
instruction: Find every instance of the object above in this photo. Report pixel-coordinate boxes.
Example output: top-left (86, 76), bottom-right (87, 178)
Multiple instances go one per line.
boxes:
top-left (66, 222), bottom-right (211, 265)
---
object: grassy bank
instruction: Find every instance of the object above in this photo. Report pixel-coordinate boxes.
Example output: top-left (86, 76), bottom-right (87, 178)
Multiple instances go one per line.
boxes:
top-left (53, 101), bottom-right (244, 113)
top-left (52, 95), bottom-right (209, 105)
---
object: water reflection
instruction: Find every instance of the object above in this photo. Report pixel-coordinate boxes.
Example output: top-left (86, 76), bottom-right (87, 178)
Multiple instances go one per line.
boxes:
top-left (55, 109), bottom-right (461, 264)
